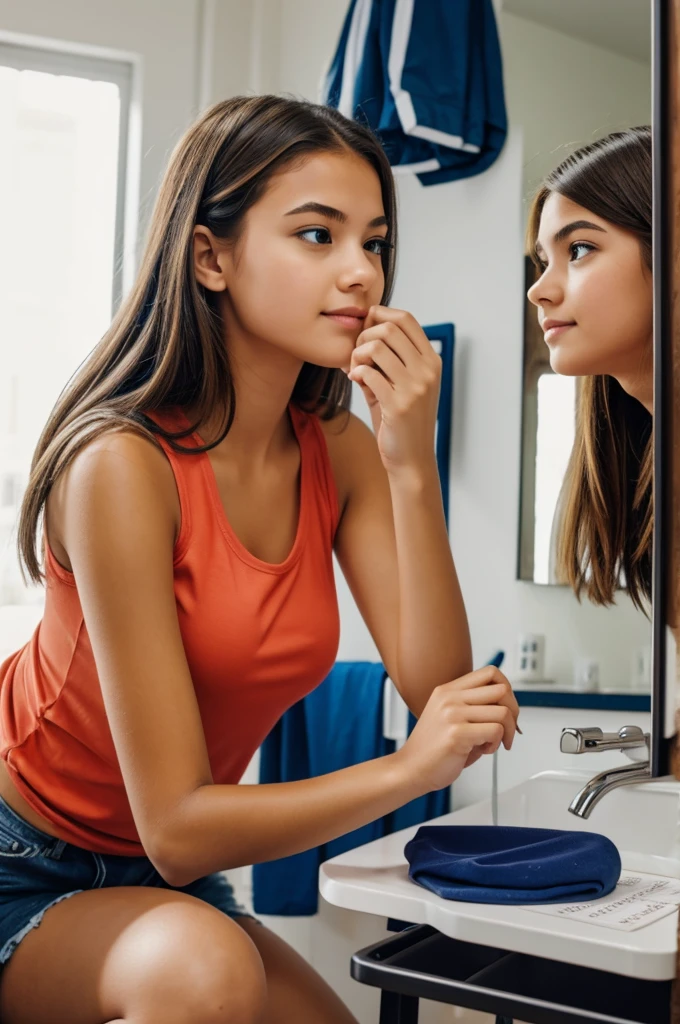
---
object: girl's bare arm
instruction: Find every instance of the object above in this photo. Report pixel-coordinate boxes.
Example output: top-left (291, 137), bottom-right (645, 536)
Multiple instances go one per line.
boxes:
top-left (58, 432), bottom-right (516, 888)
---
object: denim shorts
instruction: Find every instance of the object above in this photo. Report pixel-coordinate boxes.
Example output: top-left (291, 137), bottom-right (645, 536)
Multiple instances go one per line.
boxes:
top-left (0, 792), bottom-right (258, 972)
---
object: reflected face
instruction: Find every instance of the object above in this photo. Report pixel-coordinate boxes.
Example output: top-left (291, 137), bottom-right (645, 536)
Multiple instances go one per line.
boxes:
top-left (527, 193), bottom-right (652, 379)
top-left (216, 150), bottom-right (389, 371)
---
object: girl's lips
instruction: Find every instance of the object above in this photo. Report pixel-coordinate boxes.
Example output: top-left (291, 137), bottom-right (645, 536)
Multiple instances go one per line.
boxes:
top-left (322, 313), bottom-right (365, 328)
top-left (544, 323), bottom-right (575, 343)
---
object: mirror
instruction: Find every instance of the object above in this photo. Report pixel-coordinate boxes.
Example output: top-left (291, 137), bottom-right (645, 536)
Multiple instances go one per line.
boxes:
top-left (505, 0), bottom-right (654, 700)
top-left (653, 0), bottom-right (679, 778)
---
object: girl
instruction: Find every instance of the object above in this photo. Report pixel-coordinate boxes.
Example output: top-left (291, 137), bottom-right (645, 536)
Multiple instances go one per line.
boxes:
top-left (527, 126), bottom-right (653, 610)
top-left (0, 95), bottom-right (518, 1024)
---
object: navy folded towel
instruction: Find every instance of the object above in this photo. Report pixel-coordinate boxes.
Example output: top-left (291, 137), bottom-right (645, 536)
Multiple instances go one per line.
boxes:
top-left (404, 825), bottom-right (621, 904)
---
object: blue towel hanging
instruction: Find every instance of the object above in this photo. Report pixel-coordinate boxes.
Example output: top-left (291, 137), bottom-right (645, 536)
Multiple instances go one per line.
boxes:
top-left (253, 662), bottom-right (449, 915)
top-left (404, 825), bottom-right (622, 904)
top-left (322, 0), bottom-right (507, 184)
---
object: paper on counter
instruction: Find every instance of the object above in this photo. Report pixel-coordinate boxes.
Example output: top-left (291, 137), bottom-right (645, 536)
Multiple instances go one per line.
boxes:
top-left (526, 872), bottom-right (680, 932)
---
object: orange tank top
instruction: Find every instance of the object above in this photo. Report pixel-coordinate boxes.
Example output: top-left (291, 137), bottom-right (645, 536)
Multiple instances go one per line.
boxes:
top-left (0, 404), bottom-right (340, 855)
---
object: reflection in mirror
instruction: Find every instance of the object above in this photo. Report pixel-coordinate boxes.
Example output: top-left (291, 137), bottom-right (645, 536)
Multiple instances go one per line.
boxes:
top-left (509, 0), bottom-right (653, 700)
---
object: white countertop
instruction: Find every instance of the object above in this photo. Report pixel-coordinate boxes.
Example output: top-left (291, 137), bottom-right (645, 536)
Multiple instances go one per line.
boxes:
top-left (319, 771), bottom-right (680, 981)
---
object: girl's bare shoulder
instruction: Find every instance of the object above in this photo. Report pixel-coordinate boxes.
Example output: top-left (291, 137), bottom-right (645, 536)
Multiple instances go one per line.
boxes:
top-left (47, 427), bottom-right (181, 572)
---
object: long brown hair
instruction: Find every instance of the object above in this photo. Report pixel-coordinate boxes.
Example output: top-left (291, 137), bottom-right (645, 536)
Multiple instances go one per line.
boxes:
top-left (18, 95), bottom-right (398, 586)
top-left (526, 126), bottom-right (653, 610)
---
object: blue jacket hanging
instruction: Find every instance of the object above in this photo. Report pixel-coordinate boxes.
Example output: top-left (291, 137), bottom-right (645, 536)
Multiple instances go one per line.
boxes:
top-left (322, 0), bottom-right (507, 184)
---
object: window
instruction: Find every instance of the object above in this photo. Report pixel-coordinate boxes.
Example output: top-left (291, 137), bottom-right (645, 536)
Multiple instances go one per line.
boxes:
top-left (0, 41), bottom-right (133, 605)
top-left (533, 373), bottom-right (577, 586)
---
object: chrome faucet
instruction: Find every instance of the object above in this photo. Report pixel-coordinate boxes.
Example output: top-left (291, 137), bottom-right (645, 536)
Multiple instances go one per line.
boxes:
top-left (559, 725), bottom-right (651, 818)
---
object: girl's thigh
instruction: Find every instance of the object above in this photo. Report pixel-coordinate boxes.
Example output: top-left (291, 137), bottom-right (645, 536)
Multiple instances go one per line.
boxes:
top-left (238, 919), bottom-right (359, 1024)
top-left (0, 886), bottom-right (267, 1024)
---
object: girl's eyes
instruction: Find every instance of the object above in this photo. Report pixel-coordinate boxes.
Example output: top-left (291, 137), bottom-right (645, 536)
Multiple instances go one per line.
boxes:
top-left (298, 227), bottom-right (332, 245)
top-left (364, 238), bottom-right (393, 255)
top-left (296, 227), bottom-right (392, 255)
top-left (570, 241), bottom-right (595, 261)
top-left (536, 241), bottom-right (595, 272)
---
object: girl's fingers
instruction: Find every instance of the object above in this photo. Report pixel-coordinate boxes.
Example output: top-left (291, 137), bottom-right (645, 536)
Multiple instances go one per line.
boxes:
top-left (441, 668), bottom-right (520, 730)
top-left (348, 364), bottom-right (394, 407)
top-left (460, 682), bottom-right (509, 704)
top-left (363, 306), bottom-right (434, 360)
top-left (464, 748), bottom-right (485, 768)
top-left (462, 722), bottom-right (505, 755)
top-left (463, 705), bottom-right (517, 750)
top-left (350, 340), bottom-right (409, 387)
top-left (462, 682), bottom-right (520, 718)
top-left (354, 323), bottom-right (418, 371)
top-left (455, 666), bottom-right (509, 689)
top-left (452, 668), bottom-right (520, 717)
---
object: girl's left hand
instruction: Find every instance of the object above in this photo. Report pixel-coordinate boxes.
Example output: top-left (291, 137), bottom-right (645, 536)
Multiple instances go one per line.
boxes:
top-left (348, 305), bottom-right (442, 478)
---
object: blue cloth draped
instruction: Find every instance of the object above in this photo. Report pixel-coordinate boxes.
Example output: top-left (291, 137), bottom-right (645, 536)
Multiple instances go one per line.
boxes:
top-left (252, 662), bottom-right (449, 916)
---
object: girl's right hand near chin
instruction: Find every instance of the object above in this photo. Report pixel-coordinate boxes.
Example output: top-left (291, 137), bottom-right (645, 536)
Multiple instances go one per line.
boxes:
top-left (393, 667), bottom-right (520, 794)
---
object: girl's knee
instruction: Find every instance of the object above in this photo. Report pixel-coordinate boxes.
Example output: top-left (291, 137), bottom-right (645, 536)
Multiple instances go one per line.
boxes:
top-left (111, 898), bottom-right (267, 1024)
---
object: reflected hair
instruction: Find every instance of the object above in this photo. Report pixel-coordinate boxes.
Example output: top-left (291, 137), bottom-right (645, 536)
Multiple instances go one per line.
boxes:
top-left (526, 126), bottom-right (653, 610)
top-left (17, 95), bottom-right (398, 585)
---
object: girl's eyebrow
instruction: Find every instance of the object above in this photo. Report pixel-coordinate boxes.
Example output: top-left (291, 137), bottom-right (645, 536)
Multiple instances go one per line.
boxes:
top-left (535, 219), bottom-right (607, 256)
top-left (284, 201), bottom-right (387, 229)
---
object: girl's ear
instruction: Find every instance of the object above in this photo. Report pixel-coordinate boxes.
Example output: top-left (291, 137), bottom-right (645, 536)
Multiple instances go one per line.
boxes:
top-left (192, 225), bottom-right (229, 292)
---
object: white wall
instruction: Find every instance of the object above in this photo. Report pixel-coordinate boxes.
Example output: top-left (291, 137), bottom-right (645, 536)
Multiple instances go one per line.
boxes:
top-left (501, 11), bottom-right (652, 199)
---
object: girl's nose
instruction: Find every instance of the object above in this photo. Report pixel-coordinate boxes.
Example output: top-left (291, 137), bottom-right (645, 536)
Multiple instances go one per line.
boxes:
top-left (337, 246), bottom-right (381, 293)
top-left (527, 264), bottom-right (563, 308)
top-left (526, 274), bottom-right (542, 306)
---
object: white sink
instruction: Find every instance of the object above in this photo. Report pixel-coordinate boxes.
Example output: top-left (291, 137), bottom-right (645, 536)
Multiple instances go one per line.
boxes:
top-left (319, 769), bottom-right (680, 980)
top-left (463, 769), bottom-right (680, 878)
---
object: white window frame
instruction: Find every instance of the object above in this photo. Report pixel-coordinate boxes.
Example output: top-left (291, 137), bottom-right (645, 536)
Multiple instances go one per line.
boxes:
top-left (0, 32), bottom-right (141, 312)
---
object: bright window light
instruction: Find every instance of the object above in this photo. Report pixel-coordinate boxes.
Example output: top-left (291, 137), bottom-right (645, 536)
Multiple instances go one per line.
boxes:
top-left (0, 56), bottom-right (125, 605)
top-left (533, 373), bottom-right (577, 585)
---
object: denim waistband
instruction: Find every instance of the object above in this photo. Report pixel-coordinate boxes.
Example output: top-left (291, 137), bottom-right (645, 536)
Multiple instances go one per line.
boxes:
top-left (0, 792), bottom-right (69, 859)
